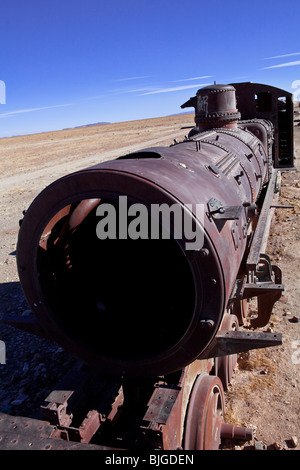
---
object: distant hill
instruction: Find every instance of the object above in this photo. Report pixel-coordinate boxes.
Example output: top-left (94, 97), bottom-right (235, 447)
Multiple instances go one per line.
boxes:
top-left (167, 111), bottom-right (194, 117)
top-left (63, 114), bottom-right (193, 131)
top-left (63, 122), bottom-right (110, 130)
top-left (74, 122), bottom-right (111, 128)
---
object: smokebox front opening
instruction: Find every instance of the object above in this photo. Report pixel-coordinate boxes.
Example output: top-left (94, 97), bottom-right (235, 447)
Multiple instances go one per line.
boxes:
top-left (37, 198), bottom-right (196, 362)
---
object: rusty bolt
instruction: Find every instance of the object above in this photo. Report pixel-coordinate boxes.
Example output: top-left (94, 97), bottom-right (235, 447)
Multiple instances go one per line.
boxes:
top-left (199, 319), bottom-right (215, 328)
top-left (199, 248), bottom-right (210, 257)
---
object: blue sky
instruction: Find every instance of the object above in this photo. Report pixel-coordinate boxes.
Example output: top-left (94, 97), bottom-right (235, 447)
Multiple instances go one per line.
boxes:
top-left (0, 0), bottom-right (300, 137)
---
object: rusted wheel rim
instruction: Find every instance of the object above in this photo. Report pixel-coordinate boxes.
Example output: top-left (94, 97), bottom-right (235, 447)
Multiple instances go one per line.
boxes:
top-left (214, 355), bottom-right (230, 391)
top-left (224, 314), bottom-right (239, 372)
top-left (232, 298), bottom-right (248, 326)
top-left (184, 373), bottom-right (225, 450)
top-left (215, 314), bottom-right (239, 390)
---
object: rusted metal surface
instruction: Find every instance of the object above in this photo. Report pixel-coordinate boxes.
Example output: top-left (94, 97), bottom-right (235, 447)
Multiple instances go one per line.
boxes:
top-left (184, 373), bottom-right (225, 450)
top-left (144, 386), bottom-right (181, 424)
top-left (160, 360), bottom-right (212, 450)
top-left (182, 82), bottom-right (295, 169)
top-left (183, 373), bottom-right (253, 450)
top-left (0, 360), bottom-right (252, 450)
top-left (200, 331), bottom-right (282, 359)
top-left (50, 409), bottom-right (101, 444)
top-left (231, 82), bottom-right (294, 169)
top-left (0, 413), bottom-right (112, 450)
top-left (181, 84), bottom-right (241, 132)
top-left (221, 423), bottom-right (253, 441)
top-left (247, 170), bottom-right (280, 270)
top-left (6, 82), bottom-right (293, 450)
top-left (231, 297), bottom-right (249, 326)
top-left (16, 84), bottom-right (275, 379)
top-left (141, 360), bottom-right (213, 450)
top-left (38, 362), bottom-right (123, 446)
top-left (214, 313), bottom-right (239, 390)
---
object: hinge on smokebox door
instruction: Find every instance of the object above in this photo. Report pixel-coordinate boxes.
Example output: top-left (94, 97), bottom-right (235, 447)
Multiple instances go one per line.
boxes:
top-left (207, 198), bottom-right (243, 220)
top-left (207, 198), bottom-right (249, 250)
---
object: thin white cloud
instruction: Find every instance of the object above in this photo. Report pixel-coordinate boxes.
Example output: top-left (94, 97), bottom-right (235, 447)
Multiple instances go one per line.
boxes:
top-left (172, 76), bottom-right (213, 82)
top-left (262, 60), bottom-right (300, 70)
top-left (263, 52), bottom-right (300, 60)
top-left (84, 87), bottom-right (156, 100)
top-left (0, 103), bottom-right (72, 118)
top-left (140, 83), bottom-right (211, 95)
top-left (124, 87), bottom-right (157, 93)
top-left (113, 76), bottom-right (152, 82)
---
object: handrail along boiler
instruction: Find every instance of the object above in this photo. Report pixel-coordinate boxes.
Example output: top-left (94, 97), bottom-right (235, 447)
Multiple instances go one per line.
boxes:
top-left (11, 82), bottom-right (294, 449)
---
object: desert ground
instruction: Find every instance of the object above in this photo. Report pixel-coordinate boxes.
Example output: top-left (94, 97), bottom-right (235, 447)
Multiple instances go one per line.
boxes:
top-left (0, 110), bottom-right (299, 450)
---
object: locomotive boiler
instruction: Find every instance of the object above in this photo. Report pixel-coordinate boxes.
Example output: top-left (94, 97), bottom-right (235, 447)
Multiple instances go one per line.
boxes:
top-left (8, 82), bottom-right (295, 449)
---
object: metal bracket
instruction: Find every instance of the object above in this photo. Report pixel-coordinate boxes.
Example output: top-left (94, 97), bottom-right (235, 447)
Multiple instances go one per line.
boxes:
top-left (207, 198), bottom-right (243, 220)
top-left (242, 283), bottom-right (284, 299)
top-left (229, 254), bottom-right (284, 328)
top-left (199, 330), bottom-right (282, 359)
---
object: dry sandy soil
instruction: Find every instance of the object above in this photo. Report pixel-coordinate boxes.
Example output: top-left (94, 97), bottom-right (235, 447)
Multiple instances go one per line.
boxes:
top-left (0, 111), bottom-right (299, 450)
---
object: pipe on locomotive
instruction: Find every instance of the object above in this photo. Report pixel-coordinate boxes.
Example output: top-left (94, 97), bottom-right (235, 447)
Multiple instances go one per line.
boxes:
top-left (17, 84), bottom-right (272, 378)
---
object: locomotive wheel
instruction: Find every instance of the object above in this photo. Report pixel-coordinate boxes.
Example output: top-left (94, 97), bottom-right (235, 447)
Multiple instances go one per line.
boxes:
top-left (214, 355), bottom-right (234, 392)
top-left (231, 298), bottom-right (248, 326)
top-left (214, 314), bottom-right (239, 390)
top-left (183, 373), bottom-right (225, 450)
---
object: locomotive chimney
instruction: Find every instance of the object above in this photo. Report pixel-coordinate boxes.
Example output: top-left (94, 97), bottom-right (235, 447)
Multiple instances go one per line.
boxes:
top-left (182, 84), bottom-right (241, 132)
top-left (195, 84), bottom-right (241, 131)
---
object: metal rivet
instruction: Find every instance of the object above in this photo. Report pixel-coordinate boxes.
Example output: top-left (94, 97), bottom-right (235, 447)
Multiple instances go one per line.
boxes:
top-left (199, 248), bottom-right (210, 257)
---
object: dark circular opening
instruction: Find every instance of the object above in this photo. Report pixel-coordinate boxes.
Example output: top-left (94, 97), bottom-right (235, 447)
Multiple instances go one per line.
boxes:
top-left (37, 198), bottom-right (196, 361)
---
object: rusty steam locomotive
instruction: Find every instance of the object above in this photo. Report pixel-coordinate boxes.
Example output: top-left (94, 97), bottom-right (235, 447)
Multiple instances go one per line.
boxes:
top-left (5, 82), bottom-right (295, 449)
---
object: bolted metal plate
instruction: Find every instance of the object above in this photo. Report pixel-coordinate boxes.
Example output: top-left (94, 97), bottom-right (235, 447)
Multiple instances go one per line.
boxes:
top-left (144, 386), bottom-right (181, 425)
top-left (0, 412), bottom-right (115, 450)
